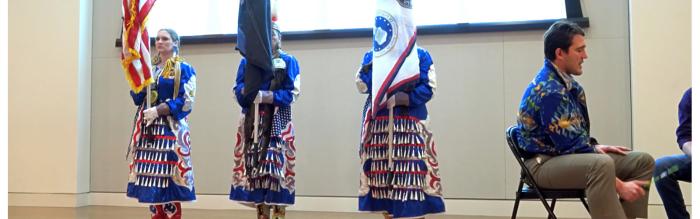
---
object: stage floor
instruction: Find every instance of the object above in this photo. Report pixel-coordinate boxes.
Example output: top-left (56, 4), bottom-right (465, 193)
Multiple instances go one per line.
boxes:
top-left (9, 206), bottom-right (581, 219)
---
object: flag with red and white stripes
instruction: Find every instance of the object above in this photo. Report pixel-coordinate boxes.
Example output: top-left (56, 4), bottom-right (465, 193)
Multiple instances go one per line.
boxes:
top-left (280, 122), bottom-right (295, 142)
top-left (121, 0), bottom-right (157, 93)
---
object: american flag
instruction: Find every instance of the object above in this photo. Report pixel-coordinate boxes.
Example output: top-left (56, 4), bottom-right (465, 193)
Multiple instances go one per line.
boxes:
top-left (126, 104), bottom-right (145, 160)
top-left (121, 0), bottom-right (157, 93)
top-left (274, 106), bottom-right (295, 142)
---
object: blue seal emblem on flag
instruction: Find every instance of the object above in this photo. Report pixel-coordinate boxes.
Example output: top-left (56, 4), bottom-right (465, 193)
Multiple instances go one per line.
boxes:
top-left (373, 10), bottom-right (397, 57)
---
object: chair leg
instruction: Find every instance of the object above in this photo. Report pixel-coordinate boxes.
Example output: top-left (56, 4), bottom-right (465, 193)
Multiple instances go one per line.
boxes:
top-left (511, 195), bottom-right (521, 219)
top-left (511, 181), bottom-right (524, 219)
top-left (580, 197), bottom-right (590, 212)
top-left (531, 187), bottom-right (556, 219)
top-left (547, 199), bottom-right (557, 219)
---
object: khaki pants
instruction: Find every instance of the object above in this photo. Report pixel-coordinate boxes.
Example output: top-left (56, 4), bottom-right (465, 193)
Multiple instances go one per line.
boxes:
top-left (524, 152), bottom-right (654, 219)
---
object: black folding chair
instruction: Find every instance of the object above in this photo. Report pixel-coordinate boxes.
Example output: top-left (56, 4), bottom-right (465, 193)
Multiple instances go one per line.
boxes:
top-left (506, 125), bottom-right (590, 219)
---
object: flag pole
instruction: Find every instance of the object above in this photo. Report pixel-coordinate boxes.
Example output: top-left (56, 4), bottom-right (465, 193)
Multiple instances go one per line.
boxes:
top-left (253, 102), bottom-right (259, 144)
top-left (146, 83), bottom-right (151, 109)
top-left (387, 102), bottom-right (395, 189)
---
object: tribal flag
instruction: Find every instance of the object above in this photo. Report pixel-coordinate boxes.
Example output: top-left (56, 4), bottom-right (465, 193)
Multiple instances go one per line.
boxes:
top-left (371, 0), bottom-right (419, 117)
top-left (121, 0), bottom-right (157, 93)
top-left (236, 0), bottom-right (273, 107)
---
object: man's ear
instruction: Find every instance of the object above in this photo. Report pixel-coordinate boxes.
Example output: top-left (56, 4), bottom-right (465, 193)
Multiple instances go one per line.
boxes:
top-left (555, 48), bottom-right (564, 60)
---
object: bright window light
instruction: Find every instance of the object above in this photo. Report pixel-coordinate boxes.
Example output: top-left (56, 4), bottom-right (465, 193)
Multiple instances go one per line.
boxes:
top-left (147, 0), bottom-right (567, 37)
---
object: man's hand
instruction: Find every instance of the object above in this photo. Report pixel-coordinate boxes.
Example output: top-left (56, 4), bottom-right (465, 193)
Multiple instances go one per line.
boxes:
top-left (595, 145), bottom-right (631, 155)
top-left (616, 180), bottom-right (649, 202)
top-left (682, 141), bottom-right (692, 157)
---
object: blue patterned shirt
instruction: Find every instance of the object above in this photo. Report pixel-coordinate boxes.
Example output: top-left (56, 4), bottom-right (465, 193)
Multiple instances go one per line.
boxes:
top-left (516, 60), bottom-right (596, 157)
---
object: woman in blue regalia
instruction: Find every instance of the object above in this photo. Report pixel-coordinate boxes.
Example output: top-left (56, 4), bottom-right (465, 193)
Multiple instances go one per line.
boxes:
top-left (230, 22), bottom-right (300, 219)
top-left (126, 28), bottom-right (197, 219)
top-left (355, 47), bottom-right (445, 219)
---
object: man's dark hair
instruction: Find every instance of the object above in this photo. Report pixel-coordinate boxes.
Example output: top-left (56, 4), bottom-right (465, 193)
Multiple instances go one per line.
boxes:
top-left (543, 20), bottom-right (585, 61)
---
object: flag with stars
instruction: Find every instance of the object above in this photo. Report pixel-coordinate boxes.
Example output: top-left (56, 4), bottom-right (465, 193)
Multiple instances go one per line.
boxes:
top-left (371, 0), bottom-right (419, 117)
top-left (274, 106), bottom-right (294, 142)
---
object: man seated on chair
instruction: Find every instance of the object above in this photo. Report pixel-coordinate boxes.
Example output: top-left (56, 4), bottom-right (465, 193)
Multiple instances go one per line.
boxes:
top-left (654, 88), bottom-right (691, 219)
top-left (515, 20), bottom-right (654, 219)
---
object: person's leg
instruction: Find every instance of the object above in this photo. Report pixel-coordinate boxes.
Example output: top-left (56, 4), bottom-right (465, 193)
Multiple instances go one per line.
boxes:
top-left (272, 205), bottom-right (286, 219)
top-left (525, 153), bottom-right (626, 219)
top-left (149, 204), bottom-right (165, 219)
top-left (607, 152), bottom-right (654, 218)
top-left (162, 202), bottom-right (181, 219)
top-left (382, 212), bottom-right (392, 219)
top-left (257, 204), bottom-right (271, 219)
top-left (654, 154), bottom-right (691, 219)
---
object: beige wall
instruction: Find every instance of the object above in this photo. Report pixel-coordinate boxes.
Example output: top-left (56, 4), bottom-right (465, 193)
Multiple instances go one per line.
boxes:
top-left (90, 0), bottom-right (634, 200)
top-left (9, 0), bottom-right (92, 197)
top-left (630, 0), bottom-right (692, 206)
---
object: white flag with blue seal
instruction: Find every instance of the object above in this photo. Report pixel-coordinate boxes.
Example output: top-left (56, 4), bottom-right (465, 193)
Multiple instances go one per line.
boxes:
top-left (371, 0), bottom-right (419, 117)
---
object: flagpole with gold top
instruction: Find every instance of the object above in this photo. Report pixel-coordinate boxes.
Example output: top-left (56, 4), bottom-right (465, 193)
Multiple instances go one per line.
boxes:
top-left (122, 0), bottom-right (157, 159)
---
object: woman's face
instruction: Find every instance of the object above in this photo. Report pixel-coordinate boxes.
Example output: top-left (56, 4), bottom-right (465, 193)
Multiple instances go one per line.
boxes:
top-left (271, 30), bottom-right (281, 51)
top-left (155, 30), bottom-right (174, 54)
